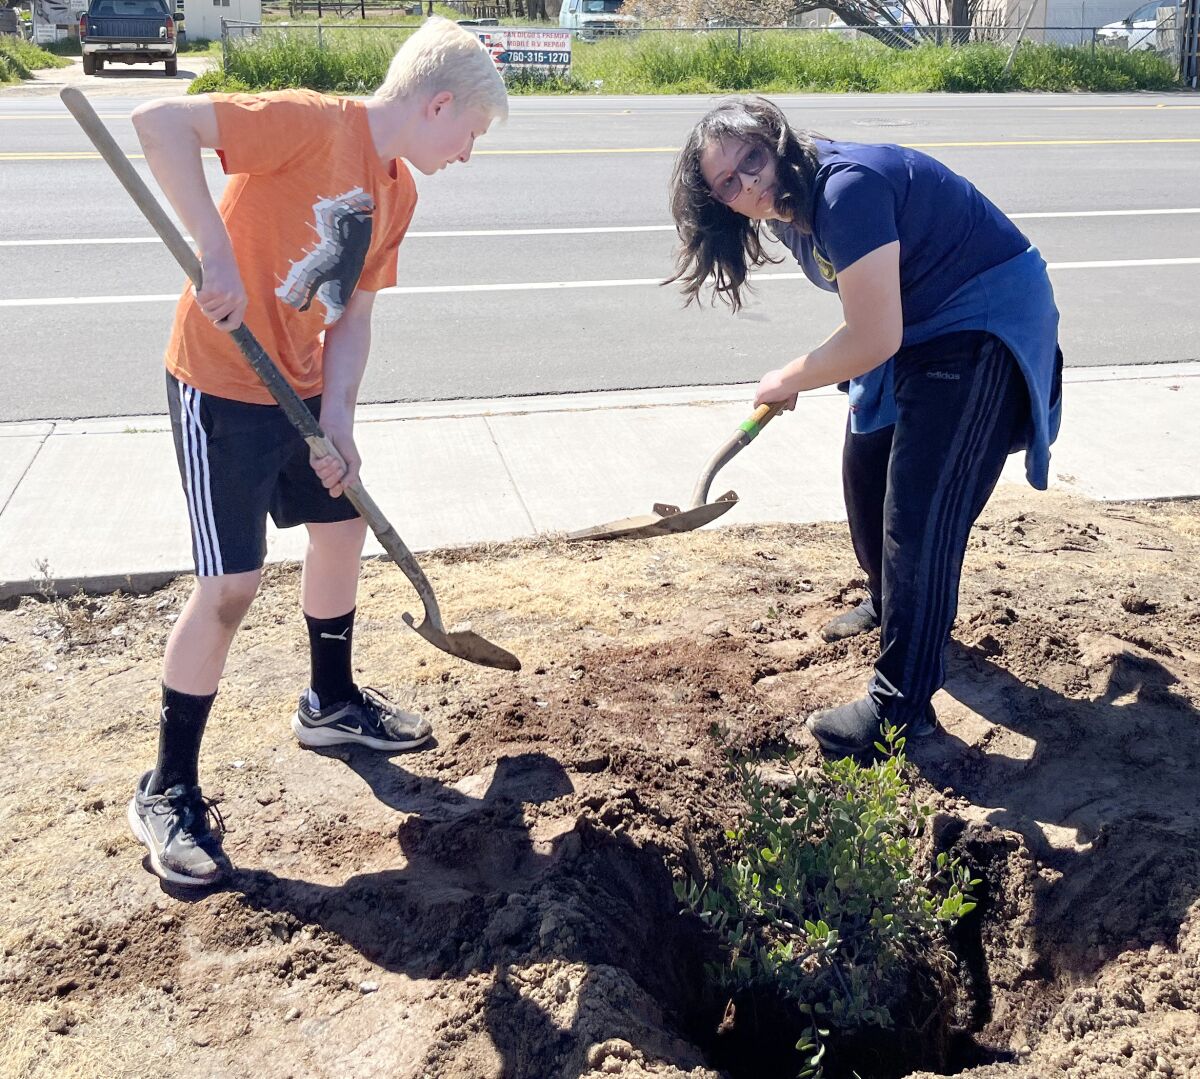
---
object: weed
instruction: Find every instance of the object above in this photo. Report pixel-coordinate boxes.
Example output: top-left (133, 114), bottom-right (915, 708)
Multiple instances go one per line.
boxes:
top-left (33, 561), bottom-right (96, 651)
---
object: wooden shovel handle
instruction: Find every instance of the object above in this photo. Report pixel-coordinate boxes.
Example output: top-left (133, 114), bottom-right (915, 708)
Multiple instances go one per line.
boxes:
top-left (59, 86), bottom-right (444, 628)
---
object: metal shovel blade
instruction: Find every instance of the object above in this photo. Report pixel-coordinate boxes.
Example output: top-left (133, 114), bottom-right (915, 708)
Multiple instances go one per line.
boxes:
top-left (566, 490), bottom-right (739, 542)
top-left (403, 614), bottom-right (522, 671)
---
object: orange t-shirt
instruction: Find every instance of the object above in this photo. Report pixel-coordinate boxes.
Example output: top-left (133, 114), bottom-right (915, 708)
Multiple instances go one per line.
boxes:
top-left (165, 89), bottom-right (417, 404)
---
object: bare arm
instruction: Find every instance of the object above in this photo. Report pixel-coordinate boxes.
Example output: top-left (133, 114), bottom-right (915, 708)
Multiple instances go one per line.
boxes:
top-left (131, 96), bottom-right (247, 330)
top-left (309, 289), bottom-right (377, 498)
top-left (755, 242), bottom-right (904, 406)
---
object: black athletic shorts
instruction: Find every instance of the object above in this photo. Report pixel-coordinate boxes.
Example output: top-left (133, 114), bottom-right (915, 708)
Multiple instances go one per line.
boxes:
top-left (166, 371), bottom-right (360, 577)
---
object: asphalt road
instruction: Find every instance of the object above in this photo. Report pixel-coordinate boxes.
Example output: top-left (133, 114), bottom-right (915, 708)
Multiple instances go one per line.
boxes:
top-left (2, 89), bottom-right (1198, 421)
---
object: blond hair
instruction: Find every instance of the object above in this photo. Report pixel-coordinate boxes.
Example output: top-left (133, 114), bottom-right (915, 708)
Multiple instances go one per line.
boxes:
top-left (375, 16), bottom-right (508, 122)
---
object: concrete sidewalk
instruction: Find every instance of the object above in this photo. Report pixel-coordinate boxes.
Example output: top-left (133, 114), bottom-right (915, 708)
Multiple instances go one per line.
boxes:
top-left (2, 361), bottom-right (1198, 602)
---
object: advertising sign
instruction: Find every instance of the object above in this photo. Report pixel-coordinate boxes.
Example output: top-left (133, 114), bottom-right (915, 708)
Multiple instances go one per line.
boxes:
top-left (471, 27), bottom-right (572, 76)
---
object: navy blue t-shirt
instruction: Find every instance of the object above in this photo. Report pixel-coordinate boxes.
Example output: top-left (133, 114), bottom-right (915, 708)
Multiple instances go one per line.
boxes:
top-left (770, 139), bottom-right (1063, 489)
top-left (778, 140), bottom-right (1030, 324)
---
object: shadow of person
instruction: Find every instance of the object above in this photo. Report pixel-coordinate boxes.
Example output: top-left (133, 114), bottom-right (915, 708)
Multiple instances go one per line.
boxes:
top-left (224, 750), bottom-right (574, 960)
top-left (907, 640), bottom-right (1200, 979)
top-left (307, 739), bottom-right (574, 819)
top-left (206, 748), bottom-right (711, 1079)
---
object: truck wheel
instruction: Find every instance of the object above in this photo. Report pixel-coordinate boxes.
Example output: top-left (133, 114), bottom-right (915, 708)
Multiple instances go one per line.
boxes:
top-left (82, 53), bottom-right (95, 75)
top-left (165, 57), bottom-right (177, 75)
top-left (95, 57), bottom-right (104, 71)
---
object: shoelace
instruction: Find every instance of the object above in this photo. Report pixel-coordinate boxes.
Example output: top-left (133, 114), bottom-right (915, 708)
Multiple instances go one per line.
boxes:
top-left (357, 686), bottom-right (414, 735)
top-left (357, 686), bottom-right (391, 727)
top-left (358, 685), bottom-right (391, 711)
top-left (151, 787), bottom-right (226, 840)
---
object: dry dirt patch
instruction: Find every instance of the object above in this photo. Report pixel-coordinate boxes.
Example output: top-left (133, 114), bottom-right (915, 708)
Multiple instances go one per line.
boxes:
top-left (2, 489), bottom-right (1199, 1078)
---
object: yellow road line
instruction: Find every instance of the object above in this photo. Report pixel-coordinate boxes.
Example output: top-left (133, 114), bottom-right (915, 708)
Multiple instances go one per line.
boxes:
top-left (476, 146), bottom-right (679, 155)
top-left (3, 136), bottom-right (1200, 162)
top-left (483, 136), bottom-right (1200, 153)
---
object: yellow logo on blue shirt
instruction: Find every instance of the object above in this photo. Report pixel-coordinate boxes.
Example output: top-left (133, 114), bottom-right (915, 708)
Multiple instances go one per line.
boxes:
top-left (814, 248), bottom-right (836, 283)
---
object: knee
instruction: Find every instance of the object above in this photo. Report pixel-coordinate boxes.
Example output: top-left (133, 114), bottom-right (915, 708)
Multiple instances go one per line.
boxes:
top-left (308, 517), bottom-right (368, 555)
top-left (196, 573), bottom-right (260, 631)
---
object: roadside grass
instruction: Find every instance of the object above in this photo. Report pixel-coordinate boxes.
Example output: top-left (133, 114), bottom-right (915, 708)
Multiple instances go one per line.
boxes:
top-left (189, 29), bottom-right (1180, 94)
top-left (0, 36), bottom-right (70, 84)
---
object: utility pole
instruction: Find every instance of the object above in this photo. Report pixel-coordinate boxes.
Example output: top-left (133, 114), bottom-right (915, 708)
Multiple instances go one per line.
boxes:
top-left (1003, 0), bottom-right (1041, 77)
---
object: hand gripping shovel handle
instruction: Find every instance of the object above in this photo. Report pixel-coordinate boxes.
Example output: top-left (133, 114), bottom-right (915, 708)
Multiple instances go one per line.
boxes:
top-left (688, 401), bottom-right (785, 509)
top-left (61, 87), bottom-right (520, 671)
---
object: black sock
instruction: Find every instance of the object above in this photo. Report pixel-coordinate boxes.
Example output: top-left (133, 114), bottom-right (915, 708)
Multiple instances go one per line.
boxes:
top-left (149, 684), bottom-right (217, 793)
top-left (305, 608), bottom-right (356, 708)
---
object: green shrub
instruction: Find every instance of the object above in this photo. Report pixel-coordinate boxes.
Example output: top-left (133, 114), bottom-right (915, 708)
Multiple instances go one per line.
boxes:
top-left (193, 31), bottom-right (401, 93)
top-left (43, 37), bottom-right (82, 56)
top-left (178, 36), bottom-right (217, 54)
top-left (573, 32), bottom-right (1177, 93)
top-left (188, 68), bottom-right (252, 93)
top-left (0, 47), bottom-right (29, 80)
top-left (0, 36), bottom-right (69, 77)
top-left (677, 725), bottom-right (978, 1078)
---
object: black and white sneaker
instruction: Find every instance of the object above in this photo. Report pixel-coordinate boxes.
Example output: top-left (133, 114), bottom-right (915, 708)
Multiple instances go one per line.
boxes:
top-left (127, 771), bottom-right (231, 887)
top-left (292, 686), bottom-right (433, 752)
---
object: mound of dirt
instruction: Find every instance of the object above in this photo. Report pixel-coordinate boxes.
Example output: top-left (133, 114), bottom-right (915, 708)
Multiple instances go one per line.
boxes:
top-left (2, 490), bottom-right (1199, 1078)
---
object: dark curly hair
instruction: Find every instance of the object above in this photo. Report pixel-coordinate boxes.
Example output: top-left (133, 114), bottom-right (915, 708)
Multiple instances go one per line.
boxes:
top-left (664, 96), bottom-right (821, 314)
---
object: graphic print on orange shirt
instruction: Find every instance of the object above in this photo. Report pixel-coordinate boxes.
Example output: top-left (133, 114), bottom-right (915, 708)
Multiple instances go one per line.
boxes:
top-left (276, 187), bottom-right (377, 326)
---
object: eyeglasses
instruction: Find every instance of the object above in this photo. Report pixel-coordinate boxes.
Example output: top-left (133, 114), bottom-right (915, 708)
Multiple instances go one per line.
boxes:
top-left (709, 143), bottom-right (771, 206)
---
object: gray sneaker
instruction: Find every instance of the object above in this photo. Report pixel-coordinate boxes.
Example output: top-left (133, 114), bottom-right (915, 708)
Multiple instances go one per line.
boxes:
top-left (127, 772), bottom-right (231, 887)
top-left (820, 598), bottom-right (880, 642)
top-left (292, 686), bottom-right (433, 752)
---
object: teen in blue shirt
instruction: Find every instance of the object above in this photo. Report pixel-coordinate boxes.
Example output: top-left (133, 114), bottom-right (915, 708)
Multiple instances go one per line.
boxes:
top-left (667, 95), bottom-right (1063, 754)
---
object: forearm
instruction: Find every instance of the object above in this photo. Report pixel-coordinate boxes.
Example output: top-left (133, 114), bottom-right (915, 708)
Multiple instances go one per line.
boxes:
top-left (131, 100), bottom-right (231, 260)
top-left (780, 321), bottom-right (897, 395)
top-left (320, 314), bottom-right (372, 429)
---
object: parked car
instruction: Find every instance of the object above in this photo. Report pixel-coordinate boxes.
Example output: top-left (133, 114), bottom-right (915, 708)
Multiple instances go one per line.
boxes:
top-left (0, 7), bottom-right (21, 35)
top-left (79, 0), bottom-right (179, 75)
top-left (825, 7), bottom-right (916, 39)
top-left (1096, 0), bottom-right (1179, 49)
top-left (558, 0), bottom-right (638, 41)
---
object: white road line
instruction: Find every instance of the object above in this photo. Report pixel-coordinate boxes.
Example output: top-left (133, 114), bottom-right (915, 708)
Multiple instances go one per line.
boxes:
top-left (0, 225), bottom-right (668, 247)
top-left (3, 208), bottom-right (1200, 248)
top-left (1047, 257), bottom-right (1200, 269)
top-left (1010, 208), bottom-right (1200, 219)
top-left (0, 293), bottom-right (181, 306)
top-left (3, 257), bottom-right (1199, 308)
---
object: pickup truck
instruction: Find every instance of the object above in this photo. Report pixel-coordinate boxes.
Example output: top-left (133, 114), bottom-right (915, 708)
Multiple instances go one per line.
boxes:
top-left (79, 0), bottom-right (179, 76)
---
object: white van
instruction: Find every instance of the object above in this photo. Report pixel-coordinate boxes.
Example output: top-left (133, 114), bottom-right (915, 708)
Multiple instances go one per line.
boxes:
top-left (558, 0), bottom-right (638, 41)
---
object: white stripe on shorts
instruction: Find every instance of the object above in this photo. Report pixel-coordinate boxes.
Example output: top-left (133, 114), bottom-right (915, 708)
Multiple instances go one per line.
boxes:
top-left (178, 382), bottom-right (224, 576)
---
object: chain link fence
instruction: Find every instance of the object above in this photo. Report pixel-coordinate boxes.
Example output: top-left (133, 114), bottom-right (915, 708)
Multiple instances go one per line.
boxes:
top-left (223, 15), bottom-right (1183, 50)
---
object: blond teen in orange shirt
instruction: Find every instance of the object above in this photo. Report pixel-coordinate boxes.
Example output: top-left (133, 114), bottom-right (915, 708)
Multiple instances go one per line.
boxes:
top-left (126, 18), bottom-right (507, 888)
